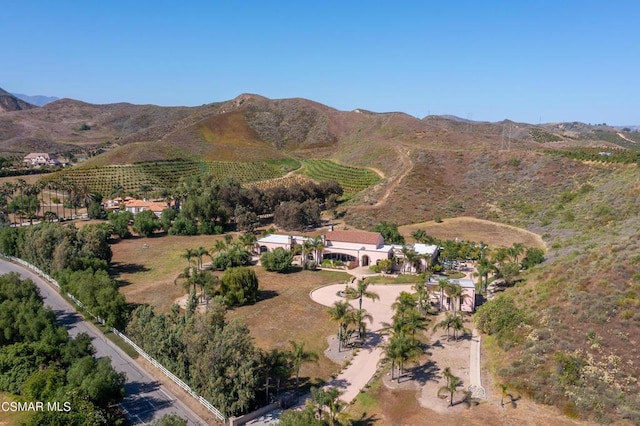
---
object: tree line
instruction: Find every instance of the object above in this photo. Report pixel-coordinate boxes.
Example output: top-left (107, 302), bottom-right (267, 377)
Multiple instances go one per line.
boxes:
top-left (0, 273), bottom-right (126, 425)
top-left (127, 299), bottom-right (319, 418)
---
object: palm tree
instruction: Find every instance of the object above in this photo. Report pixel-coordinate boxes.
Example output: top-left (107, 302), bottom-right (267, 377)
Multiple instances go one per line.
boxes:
top-left (450, 314), bottom-right (470, 340)
top-left (411, 228), bottom-right (428, 243)
top-left (310, 386), bottom-right (344, 426)
top-left (288, 341), bottom-right (319, 394)
top-left (445, 283), bottom-right (462, 314)
top-left (344, 279), bottom-right (379, 312)
top-left (508, 242), bottom-right (525, 264)
top-left (353, 308), bottom-right (373, 342)
top-left (174, 266), bottom-right (197, 295)
top-left (308, 235), bottom-right (325, 264)
top-left (195, 246), bottom-right (209, 269)
top-left (438, 372), bottom-right (462, 407)
top-left (182, 248), bottom-right (198, 268)
top-left (1, 182), bottom-right (16, 224)
top-left (436, 278), bottom-right (451, 312)
top-left (392, 291), bottom-right (416, 318)
top-left (401, 308), bottom-right (429, 343)
top-left (212, 239), bottom-right (227, 256)
top-left (385, 334), bottom-right (421, 382)
top-left (476, 256), bottom-right (494, 293)
top-left (327, 300), bottom-right (354, 351)
top-left (433, 312), bottom-right (455, 340)
top-left (239, 232), bottom-right (257, 254)
top-left (14, 179), bottom-right (27, 224)
top-left (413, 278), bottom-right (431, 314)
top-left (399, 246), bottom-right (412, 273)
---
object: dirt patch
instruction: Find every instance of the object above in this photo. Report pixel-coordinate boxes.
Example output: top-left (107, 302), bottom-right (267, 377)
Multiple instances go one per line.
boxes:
top-left (399, 216), bottom-right (546, 249)
top-left (351, 313), bottom-right (590, 426)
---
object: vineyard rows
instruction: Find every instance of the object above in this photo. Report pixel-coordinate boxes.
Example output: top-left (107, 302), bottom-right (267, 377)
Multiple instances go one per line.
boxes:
top-left (48, 160), bottom-right (293, 197)
top-left (43, 158), bottom-right (380, 198)
top-left (300, 160), bottom-right (380, 197)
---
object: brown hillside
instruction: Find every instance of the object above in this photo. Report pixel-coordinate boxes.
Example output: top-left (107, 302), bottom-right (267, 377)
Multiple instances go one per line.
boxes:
top-left (0, 87), bottom-right (37, 113)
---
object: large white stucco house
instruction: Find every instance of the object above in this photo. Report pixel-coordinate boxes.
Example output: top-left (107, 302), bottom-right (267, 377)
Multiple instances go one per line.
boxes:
top-left (256, 229), bottom-right (438, 272)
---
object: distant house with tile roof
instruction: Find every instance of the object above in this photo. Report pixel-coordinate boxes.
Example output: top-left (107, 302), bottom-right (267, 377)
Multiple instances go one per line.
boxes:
top-left (103, 197), bottom-right (170, 217)
top-left (123, 199), bottom-right (169, 217)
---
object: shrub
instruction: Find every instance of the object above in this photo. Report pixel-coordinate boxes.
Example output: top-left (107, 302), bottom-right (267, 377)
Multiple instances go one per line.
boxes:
top-left (475, 294), bottom-right (528, 337)
top-left (260, 248), bottom-right (294, 272)
top-left (220, 267), bottom-right (259, 306)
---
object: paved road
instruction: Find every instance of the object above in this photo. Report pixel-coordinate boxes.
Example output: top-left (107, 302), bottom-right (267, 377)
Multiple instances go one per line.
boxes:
top-left (0, 259), bottom-right (208, 425)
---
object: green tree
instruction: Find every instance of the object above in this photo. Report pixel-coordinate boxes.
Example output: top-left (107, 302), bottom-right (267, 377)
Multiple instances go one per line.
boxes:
top-left (288, 340), bottom-right (319, 394)
top-left (183, 316), bottom-right (261, 417)
top-left (8, 194), bottom-right (40, 224)
top-left (150, 414), bottom-right (188, 426)
top-left (373, 221), bottom-right (405, 244)
top-left (521, 247), bottom-right (545, 269)
top-left (260, 247), bottom-right (294, 272)
top-left (108, 211), bottom-right (133, 239)
top-left (133, 210), bottom-right (160, 237)
top-left (220, 267), bottom-right (259, 306)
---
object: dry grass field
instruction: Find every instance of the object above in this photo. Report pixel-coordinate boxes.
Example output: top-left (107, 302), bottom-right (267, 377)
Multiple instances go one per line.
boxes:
top-left (399, 216), bottom-right (546, 249)
top-left (0, 392), bottom-right (33, 425)
top-left (111, 233), bottom-right (353, 383)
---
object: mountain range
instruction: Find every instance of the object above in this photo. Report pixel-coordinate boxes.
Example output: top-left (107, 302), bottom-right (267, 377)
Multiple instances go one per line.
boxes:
top-left (1, 86), bottom-right (640, 424)
top-left (11, 92), bottom-right (59, 106)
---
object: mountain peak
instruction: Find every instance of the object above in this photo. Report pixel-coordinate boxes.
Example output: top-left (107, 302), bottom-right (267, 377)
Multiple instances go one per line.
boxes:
top-left (0, 87), bottom-right (37, 112)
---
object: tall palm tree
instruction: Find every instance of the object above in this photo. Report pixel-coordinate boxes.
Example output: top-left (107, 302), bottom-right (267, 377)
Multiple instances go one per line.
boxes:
top-left (309, 235), bottom-right (325, 264)
top-left (436, 278), bottom-right (451, 312)
top-left (392, 291), bottom-right (416, 318)
top-left (508, 242), bottom-right (525, 264)
top-left (476, 256), bottom-right (494, 293)
top-left (327, 300), bottom-right (354, 351)
top-left (433, 312), bottom-right (455, 340)
top-left (438, 372), bottom-right (462, 407)
top-left (353, 308), bottom-right (373, 341)
top-left (400, 308), bottom-right (429, 343)
top-left (344, 279), bottom-right (380, 313)
top-left (195, 246), bottom-right (209, 269)
top-left (182, 248), bottom-right (198, 268)
top-left (288, 341), bottom-right (319, 394)
top-left (1, 182), bottom-right (16, 224)
top-left (174, 266), bottom-right (197, 295)
top-left (385, 334), bottom-right (421, 382)
top-left (450, 314), bottom-right (470, 340)
top-left (413, 278), bottom-right (431, 314)
top-left (445, 283), bottom-right (471, 315)
top-left (14, 179), bottom-right (27, 224)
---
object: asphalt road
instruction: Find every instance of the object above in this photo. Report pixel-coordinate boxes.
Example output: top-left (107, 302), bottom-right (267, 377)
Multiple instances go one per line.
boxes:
top-left (0, 259), bottom-right (208, 425)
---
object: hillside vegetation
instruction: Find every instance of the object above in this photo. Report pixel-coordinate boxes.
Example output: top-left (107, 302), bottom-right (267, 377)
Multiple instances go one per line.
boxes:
top-left (2, 91), bottom-right (640, 424)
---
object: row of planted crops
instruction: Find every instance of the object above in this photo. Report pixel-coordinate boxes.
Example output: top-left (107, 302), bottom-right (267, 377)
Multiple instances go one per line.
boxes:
top-left (45, 158), bottom-right (380, 199)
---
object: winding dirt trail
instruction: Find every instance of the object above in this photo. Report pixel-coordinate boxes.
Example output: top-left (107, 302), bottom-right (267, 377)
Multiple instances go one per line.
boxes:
top-left (358, 146), bottom-right (413, 209)
top-left (617, 132), bottom-right (638, 144)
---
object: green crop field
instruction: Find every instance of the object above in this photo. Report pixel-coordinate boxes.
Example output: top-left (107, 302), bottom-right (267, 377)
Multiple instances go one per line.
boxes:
top-left (299, 159), bottom-right (380, 198)
top-left (44, 159), bottom-right (301, 197)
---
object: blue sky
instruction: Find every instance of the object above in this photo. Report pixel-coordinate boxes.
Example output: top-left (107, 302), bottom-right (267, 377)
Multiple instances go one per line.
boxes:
top-left (2, 1), bottom-right (638, 124)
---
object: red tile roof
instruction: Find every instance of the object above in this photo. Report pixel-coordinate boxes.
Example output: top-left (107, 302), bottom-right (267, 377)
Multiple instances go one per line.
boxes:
top-left (325, 230), bottom-right (382, 245)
